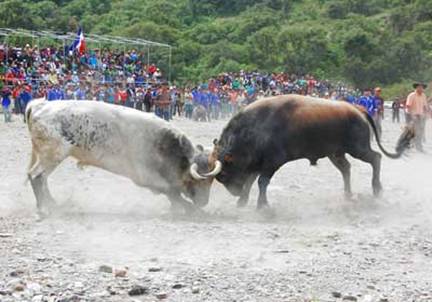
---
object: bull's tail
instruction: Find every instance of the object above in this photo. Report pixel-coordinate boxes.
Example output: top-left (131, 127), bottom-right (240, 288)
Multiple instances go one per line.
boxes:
top-left (25, 98), bottom-right (46, 131)
top-left (25, 106), bottom-right (32, 130)
top-left (363, 112), bottom-right (415, 159)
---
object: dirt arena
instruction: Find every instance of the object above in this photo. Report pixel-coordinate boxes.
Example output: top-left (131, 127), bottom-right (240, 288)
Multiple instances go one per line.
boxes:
top-left (1, 111), bottom-right (432, 302)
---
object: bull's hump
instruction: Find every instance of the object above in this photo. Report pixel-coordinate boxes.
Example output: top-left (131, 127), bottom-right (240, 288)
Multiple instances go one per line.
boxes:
top-left (244, 94), bottom-right (356, 115)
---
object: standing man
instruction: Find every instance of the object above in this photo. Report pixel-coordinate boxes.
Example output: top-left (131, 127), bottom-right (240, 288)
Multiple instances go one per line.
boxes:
top-left (155, 84), bottom-right (170, 121)
top-left (392, 98), bottom-right (401, 123)
top-left (1, 87), bottom-right (12, 123)
top-left (126, 84), bottom-right (136, 108)
top-left (74, 83), bottom-right (87, 101)
top-left (143, 88), bottom-right (152, 112)
top-left (169, 86), bottom-right (177, 119)
top-left (406, 82), bottom-right (429, 151)
top-left (357, 88), bottom-right (378, 118)
top-left (184, 88), bottom-right (194, 119)
top-left (19, 85), bottom-right (32, 123)
top-left (373, 87), bottom-right (385, 137)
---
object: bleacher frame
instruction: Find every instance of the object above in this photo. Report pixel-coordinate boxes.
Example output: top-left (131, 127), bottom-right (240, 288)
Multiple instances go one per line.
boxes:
top-left (0, 28), bottom-right (173, 83)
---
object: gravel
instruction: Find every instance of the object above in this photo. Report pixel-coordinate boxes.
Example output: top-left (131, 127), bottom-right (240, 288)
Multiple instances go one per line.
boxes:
top-left (1, 114), bottom-right (432, 301)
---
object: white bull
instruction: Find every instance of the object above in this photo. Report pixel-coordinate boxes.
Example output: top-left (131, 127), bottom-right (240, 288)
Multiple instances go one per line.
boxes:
top-left (25, 99), bottom-right (222, 215)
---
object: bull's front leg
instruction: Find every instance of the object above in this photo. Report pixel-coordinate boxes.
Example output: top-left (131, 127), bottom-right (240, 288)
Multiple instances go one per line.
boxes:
top-left (237, 174), bottom-right (258, 208)
top-left (167, 191), bottom-right (200, 215)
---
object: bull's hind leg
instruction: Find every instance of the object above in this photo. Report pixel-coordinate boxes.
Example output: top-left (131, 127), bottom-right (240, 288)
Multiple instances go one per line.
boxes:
top-left (27, 149), bottom-right (66, 215)
top-left (329, 154), bottom-right (352, 198)
top-left (257, 171), bottom-right (276, 209)
top-left (351, 150), bottom-right (382, 197)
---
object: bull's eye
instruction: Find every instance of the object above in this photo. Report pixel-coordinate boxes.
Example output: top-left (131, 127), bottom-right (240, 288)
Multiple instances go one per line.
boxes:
top-left (224, 154), bottom-right (233, 163)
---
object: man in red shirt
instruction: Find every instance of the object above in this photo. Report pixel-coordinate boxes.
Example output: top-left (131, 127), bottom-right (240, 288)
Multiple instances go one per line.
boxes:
top-left (116, 86), bottom-right (128, 105)
top-left (155, 84), bottom-right (170, 121)
top-left (148, 64), bottom-right (157, 76)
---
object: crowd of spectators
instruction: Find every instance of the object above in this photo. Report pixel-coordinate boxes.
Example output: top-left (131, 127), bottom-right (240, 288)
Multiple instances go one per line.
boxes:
top-left (0, 43), bottom-right (400, 127)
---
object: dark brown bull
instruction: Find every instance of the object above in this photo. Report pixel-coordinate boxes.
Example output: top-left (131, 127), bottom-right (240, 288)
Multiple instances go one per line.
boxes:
top-left (209, 94), bottom-right (414, 209)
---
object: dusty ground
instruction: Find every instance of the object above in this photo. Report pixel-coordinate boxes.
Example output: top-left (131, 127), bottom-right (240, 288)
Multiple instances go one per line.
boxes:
top-left (1, 111), bottom-right (432, 302)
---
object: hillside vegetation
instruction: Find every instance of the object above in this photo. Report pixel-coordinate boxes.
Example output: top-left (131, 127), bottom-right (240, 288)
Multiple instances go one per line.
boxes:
top-left (0, 0), bottom-right (431, 90)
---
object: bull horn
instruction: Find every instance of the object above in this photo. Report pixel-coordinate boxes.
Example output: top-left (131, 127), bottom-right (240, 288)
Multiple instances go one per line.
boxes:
top-left (190, 163), bottom-right (207, 180)
top-left (203, 160), bottom-right (222, 177)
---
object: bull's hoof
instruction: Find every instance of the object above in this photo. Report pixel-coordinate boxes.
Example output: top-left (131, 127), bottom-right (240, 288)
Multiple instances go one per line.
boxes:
top-left (257, 206), bottom-right (276, 219)
top-left (373, 184), bottom-right (383, 197)
top-left (170, 201), bottom-right (205, 217)
top-left (344, 191), bottom-right (354, 200)
top-left (373, 189), bottom-right (383, 198)
top-left (36, 197), bottom-right (58, 219)
top-left (237, 198), bottom-right (248, 208)
top-left (37, 207), bottom-right (52, 219)
top-left (170, 202), bottom-right (184, 214)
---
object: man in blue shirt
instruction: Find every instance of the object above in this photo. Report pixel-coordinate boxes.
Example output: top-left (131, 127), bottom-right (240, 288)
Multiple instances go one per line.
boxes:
top-left (357, 88), bottom-right (378, 117)
top-left (74, 84), bottom-right (87, 100)
top-left (1, 88), bottom-right (12, 123)
top-left (345, 94), bottom-right (357, 105)
top-left (46, 85), bottom-right (57, 101)
top-left (200, 88), bottom-right (211, 121)
top-left (47, 85), bottom-right (65, 101)
top-left (210, 91), bottom-right (220, 120)
top-left (19, 86), bottom-right (32, 123)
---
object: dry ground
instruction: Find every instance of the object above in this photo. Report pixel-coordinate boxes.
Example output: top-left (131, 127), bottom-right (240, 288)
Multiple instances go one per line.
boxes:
top-left (0, 111), bottom-right (432, 302)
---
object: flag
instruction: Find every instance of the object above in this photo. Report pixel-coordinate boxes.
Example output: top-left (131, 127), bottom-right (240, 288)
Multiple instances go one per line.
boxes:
top-left (69, 27), bottom-right (86, 55)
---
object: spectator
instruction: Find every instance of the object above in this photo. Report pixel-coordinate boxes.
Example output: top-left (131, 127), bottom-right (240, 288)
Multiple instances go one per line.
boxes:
top-left (392, 98), bottom-right (401, 123)
top-left (155, 84), bottom-right (170, 121)
top-left (143, 88), bottom-right (152, 112)
top-left (1, 87), bottom-right (12, 123)
top-left (135, 87), bottom-right (144, 111)
top-left (19, 85), bottom-right (32, 122)
top-left (74, 83), bottom-right (86, 100)
top-left (406, 82), bottom-right (428, 151)
top-left (184, 88), bottom-right (193, 119)
top-left (126, 84), bottom-right (135, 108)
top-left (357, 88), bottom-right (378, 117)
top-left (373, 87), bottom-right (384, 137)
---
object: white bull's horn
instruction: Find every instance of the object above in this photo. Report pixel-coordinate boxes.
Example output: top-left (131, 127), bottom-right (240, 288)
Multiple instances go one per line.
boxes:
top-left (203, 160), bottom-right (222, 177)
top-left (190, 163), bottom-right (207, 180)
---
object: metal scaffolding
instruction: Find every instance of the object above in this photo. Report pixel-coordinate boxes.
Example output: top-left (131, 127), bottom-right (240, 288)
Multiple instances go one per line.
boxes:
top-left (0, 28), bottom-right (173, 82)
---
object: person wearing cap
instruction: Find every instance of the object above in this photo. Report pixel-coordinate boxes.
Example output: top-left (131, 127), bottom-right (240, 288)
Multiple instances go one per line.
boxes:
top-left (406, 82), bottom-right (429, 151)
top-left (373, 87), bottom-right (385, 137)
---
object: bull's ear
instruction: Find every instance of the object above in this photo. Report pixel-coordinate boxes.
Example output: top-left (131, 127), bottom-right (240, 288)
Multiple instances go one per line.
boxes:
top-left (196, 144), bottom-right (204, 152)
top-left (213, 139), bottom-right (218, 146)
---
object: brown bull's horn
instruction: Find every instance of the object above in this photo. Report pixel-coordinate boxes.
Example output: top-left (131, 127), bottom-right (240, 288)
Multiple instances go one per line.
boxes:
top-left (190, 163), bottom-right (208, 180)
top-left (203, 160), bottom-right (222, 177)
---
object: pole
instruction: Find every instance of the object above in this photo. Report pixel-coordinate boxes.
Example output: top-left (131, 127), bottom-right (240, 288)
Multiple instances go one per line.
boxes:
top-left (63, 38), bottom-right (67, 70)
top-left (147, 45), bottom-right (150, 87)
top-left (168, 46), bottom-right (172, 84)
top-left (5, 33), bottom-right (8, 65)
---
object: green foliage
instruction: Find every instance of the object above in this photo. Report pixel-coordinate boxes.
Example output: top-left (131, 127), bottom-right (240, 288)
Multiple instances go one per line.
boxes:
top-left (0, 0), bottom-right (431, 88)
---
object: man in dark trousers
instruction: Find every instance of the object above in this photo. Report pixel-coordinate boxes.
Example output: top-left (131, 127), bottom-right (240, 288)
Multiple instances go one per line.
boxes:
top-left (144, 88), bottom-right (152, 113)
top-left (392, 99), bottom-right (401, 123)
top-left (155, 84), bottom-right (170, 121)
